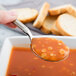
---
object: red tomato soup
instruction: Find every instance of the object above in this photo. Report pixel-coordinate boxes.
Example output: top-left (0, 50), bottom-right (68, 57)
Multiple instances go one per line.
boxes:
top-left (6, 47), bottom-right (76, 76)
top-left (31, 38), bottom-right (69, 61)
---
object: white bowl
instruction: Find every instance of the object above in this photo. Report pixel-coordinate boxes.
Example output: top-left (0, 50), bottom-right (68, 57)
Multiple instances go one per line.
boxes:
top-left (0, 35), bottom-right (76, 76)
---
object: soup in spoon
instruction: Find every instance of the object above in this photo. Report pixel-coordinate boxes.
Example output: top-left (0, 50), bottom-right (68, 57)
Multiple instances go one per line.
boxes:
top-left (31, 37), bottom-right (69, 62)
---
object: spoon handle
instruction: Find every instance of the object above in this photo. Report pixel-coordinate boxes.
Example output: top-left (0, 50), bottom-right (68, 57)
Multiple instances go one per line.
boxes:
top-left (14, 19), bottom-right (33, 39)
top-left (0, 5), bottom-right (33, 40)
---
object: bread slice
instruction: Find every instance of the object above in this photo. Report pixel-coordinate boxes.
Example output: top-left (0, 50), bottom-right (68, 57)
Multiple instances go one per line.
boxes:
top-left (51, 22), bottom-right (62, 35)
top-left (66, 5), bottom-right (76, 17)
top-left (33, 2), bottom-right (50, 28)
top-left (11, 8), bottom-right (38, 23)
top-left (41, 16), bottom-right (57, 34)
top-left (56, 13), bottom-right (76, 36)
top-left (49, 4), bottom-right (71, 16)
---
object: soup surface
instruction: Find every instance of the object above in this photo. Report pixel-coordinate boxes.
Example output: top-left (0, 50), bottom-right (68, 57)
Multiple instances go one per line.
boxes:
top-left (6, 47), bottom-right (76, 76)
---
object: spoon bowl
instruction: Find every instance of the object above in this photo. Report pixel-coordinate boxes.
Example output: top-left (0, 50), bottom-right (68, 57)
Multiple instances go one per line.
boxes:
top-left (31, 37), bottom-right (69, 62)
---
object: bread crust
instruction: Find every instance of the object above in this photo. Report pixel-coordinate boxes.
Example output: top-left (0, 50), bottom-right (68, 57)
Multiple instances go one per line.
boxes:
top-left (51, 23), bottom-right (62, 35)
top-left (41, 25), bottom-right (52, 34)
top-left (66, 5), bottom-right (76, 17)
top-left (33, 2), bottom-right (50, 28)
top-left (20, 15), bottom-right (38, 23)
top-left (49, 4), bottom-right (71, 16)
top-left (49, 8), bottom-right (66, 16)
top-left (11, 8), bottom-right (38, 23)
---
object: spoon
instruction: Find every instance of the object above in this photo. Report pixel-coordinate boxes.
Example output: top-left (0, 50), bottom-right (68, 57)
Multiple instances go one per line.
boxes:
top-left (13, 19), bottom-right (69, 62)
top-left (0, 5), bottom-right (70, 62)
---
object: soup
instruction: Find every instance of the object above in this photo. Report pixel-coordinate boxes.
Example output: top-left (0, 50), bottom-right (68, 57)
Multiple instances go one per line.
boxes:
top-left (6, 47), bottom-right (76, 76)
top-left (31, 38), bottom-right (69, 61)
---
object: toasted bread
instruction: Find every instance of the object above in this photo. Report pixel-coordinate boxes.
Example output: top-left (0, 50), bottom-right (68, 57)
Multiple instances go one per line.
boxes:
top-left (11, 8), bottom-right (38, 23)
top-left (41, 16), bottom-right (57, 34)
top-left (49, 4), bottom-right (71, 16)
top-left (51, 22), bottom-right (62, 35)
top-left (56, 13), bottom-right (76, 36)
top-left (33, 2), bottom-right (50, 28)
top-left (66, 5), bottom-right (76, 17)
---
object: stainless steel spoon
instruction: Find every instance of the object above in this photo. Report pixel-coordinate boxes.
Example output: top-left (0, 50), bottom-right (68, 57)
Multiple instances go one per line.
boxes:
top-left (14, 19), bottom-right (69, 62)
top-left (14, 19), bottom-right (33, 40)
